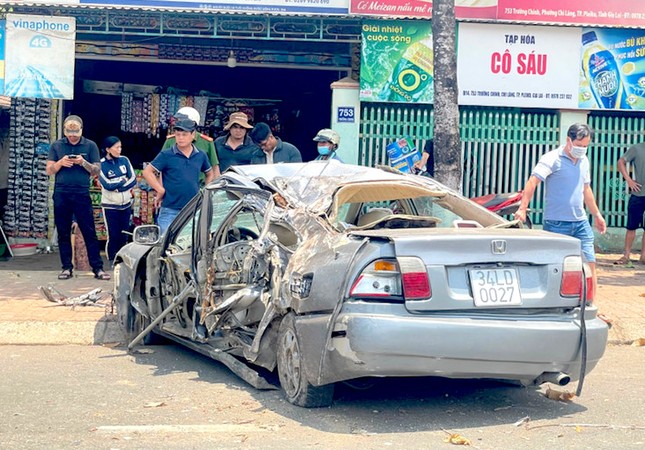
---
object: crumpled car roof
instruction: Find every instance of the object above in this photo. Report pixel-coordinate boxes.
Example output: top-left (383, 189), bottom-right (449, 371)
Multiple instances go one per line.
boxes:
top-left (228, 161), bottom-right (448, 215)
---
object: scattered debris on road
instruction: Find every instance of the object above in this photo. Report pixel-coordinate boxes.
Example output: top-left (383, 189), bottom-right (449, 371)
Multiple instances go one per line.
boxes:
top-left (544, 386), bottom-right (576, 402)
top-left (38, 285), bottom-right (113, 311)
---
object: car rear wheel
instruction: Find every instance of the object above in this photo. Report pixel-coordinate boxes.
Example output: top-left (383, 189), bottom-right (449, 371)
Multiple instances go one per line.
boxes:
top-left (277, 313), bottom-right (334, 408)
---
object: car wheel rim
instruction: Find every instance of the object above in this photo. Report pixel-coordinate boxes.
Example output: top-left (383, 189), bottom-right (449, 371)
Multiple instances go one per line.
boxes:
top-left (281, 328), bottom-right (301, 397)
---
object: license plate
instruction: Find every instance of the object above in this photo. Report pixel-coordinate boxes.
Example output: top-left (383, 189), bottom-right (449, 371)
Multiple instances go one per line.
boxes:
top-left (469, 268), bottom-right (522, 307)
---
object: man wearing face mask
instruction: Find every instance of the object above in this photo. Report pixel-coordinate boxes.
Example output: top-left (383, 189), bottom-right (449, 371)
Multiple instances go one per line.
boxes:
top-left (515, 123), bottom-right (606, 291)
top-left (313, 128), bottom-right (343, 162)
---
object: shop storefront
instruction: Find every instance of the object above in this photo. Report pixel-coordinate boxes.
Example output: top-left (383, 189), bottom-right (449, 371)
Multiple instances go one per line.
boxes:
top-left (0, 2), bottom-right (361, 245)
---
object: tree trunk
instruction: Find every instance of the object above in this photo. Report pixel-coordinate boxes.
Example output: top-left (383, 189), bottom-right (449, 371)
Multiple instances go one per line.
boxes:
top-left (432, 0), bottom-right (462, 192)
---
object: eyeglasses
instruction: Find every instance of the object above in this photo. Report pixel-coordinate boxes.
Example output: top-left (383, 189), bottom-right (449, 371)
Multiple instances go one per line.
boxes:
top-left (64, 128), bottom-right (82, 135)
top-left (258, 138), bottom-right (271, 148)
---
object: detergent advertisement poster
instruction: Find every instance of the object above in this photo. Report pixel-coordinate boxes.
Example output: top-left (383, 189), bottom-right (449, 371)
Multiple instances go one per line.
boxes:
top-left (386, 137), bottom-right (421, 173)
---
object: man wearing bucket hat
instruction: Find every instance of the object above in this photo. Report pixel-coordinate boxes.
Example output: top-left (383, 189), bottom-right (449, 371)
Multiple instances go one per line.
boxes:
top-left (313, 128), bottom-right (343, 162)
top-left (215, 111), bottom-right (260, 172)
top-left (163, 106), bottom-right (220, 180)
top-left (143, 113), bottom-right (215, 234)
top-left (46, 115), bottom-right (109, 281)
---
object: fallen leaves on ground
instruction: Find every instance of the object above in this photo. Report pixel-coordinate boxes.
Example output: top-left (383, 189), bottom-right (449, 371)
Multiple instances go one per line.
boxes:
top-left (544, 387), bottom-right (575, 402)
top-left (442, 430), bottom-right (471, 445)
top-left (631, 338), bottom-right (645, 347)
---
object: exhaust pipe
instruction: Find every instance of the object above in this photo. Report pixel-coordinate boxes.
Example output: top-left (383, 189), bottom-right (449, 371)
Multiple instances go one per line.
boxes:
top-left (537, 372), bottom-right (571, 386)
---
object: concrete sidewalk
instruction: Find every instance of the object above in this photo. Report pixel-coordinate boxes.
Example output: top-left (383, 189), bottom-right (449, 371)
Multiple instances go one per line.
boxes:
top-left (0, 252), bottom-right (644, 346)
top-left (0, 252), bottom-right (122, 345)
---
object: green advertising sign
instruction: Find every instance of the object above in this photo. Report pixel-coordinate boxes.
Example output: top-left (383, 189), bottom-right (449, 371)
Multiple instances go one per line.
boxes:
top-left (360, 20), bottom-right (434, 104)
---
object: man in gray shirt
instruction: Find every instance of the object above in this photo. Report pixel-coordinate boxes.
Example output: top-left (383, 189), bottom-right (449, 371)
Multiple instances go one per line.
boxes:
top-left (249, 122), bottom-right (302, 164)
top-left (615, 139), bottom-right (645, 265)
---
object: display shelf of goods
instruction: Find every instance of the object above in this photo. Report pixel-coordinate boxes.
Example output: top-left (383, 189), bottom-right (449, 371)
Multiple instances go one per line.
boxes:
top-left (90, 187), bottom-right (107, 241)
top-left (132, 170), bottom-right (156, 226)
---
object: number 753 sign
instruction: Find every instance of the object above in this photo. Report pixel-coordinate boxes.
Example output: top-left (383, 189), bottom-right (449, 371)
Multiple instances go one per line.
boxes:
top-left (337, 107), bottom-right (355, 123)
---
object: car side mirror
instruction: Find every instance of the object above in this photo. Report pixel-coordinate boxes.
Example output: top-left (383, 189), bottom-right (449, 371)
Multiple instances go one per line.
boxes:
top-left (133, 225), bottom-right (161, 245)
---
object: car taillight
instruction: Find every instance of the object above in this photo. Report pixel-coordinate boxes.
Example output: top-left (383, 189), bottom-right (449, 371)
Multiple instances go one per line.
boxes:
top-left (398, 256), bottom-right (431, 300)
top-left (349, 258), bottom-right (431, 301)
top-left (349, 259), bottom-right (402, 298)
top-left (560, 256), bottom-right (583, 297)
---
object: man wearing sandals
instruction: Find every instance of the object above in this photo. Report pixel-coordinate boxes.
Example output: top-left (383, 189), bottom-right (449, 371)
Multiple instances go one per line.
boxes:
top-left (615, 139), bottom-right (645, 265)
top-left (46, 115), bottom-right (110, 281)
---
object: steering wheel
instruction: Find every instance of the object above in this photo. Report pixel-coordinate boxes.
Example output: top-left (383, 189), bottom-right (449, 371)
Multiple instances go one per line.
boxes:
top-left (227, 226), bottom-right (259, 242)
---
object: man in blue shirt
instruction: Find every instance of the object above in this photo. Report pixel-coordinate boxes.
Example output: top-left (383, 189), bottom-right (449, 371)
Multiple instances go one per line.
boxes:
top-left (142, 115), bottom-right (214, 234)
top-left (515, 123), bottom-right (606, 291)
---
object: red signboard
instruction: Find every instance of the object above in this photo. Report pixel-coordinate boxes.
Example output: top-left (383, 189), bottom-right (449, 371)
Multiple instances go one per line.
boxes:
top-left (497, 0), bottom-right (645, 27)
top-left (350, 0), bottom-right (645, 27)
top-left (350, 1), bottom-right (497, 19)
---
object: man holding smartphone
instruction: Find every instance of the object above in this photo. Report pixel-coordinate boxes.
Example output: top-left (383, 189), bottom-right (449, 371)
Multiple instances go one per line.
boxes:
top-left (46, 115), bottom-right (110, 281)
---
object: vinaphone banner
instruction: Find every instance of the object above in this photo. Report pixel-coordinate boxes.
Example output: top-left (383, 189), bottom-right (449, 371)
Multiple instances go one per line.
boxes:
top-left (0, 20), bottom-right (5, 95)
top-left (4, 14), bottom-right (76, 100)
top-left (360, 20), bottom-right (434, 104)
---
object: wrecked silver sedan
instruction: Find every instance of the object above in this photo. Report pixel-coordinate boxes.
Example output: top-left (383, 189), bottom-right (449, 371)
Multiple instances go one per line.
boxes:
top-left (115, 161), bottom-right (608, 407)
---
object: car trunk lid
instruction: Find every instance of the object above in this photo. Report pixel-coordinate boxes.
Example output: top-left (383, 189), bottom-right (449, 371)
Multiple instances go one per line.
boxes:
top-left (350, 228), bottom-right (583, 312)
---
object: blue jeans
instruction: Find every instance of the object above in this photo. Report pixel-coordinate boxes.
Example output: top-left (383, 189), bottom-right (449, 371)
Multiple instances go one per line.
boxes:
top-left (543, 219), bottom-right (596, 262)
top-left (157, 207), bottom-right (180, 235)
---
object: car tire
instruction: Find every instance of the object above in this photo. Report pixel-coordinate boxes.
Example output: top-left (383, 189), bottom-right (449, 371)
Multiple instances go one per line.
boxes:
top-left (115, 263), bottom-right (162, 346)
top-left (277, 312), bottom-right (334, 408)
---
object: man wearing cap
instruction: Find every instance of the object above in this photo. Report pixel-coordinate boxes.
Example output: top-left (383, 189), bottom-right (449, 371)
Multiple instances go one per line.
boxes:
top-left (162, 106), bottom-right (220, 180)
top-left (143, 115), bottom-right (215, 234)
top-left (249, 122), bottom-right (302, 165)
top-left (313, 128), bottom-right (343, 162)
top-left (46, 115), bottom-right (110, 281)
top-left (215, 112), bottom-right (260, 172)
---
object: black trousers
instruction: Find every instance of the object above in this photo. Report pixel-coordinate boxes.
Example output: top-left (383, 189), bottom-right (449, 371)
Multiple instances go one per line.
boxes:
top-left (53, 190), bottom-right (103, 273)
top-left (103, 206), bottom-right (131, 262)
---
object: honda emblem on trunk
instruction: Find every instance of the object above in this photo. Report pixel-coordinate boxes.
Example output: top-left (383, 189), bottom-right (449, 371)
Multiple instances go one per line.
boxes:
top-left (491, 240), bottom-right (507, 254)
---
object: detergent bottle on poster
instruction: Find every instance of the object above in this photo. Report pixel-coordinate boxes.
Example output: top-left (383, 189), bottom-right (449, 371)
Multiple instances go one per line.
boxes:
top-left (581, 31), bottom-right (631, 110)
top-left (379, 36), bottom-right (434, 103)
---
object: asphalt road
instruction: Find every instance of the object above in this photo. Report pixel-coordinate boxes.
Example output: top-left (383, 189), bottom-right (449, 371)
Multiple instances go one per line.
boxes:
top-left (0, 343), bottom-right (643, 449)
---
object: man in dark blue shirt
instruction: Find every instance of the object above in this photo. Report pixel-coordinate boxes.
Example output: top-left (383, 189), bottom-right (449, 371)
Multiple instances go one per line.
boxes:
top-left (143, 115), bottom-right (214, 234)
top-left (249, 122), bottom-right (302, 164)
top-left (46, 115), bottom-right (109, 281)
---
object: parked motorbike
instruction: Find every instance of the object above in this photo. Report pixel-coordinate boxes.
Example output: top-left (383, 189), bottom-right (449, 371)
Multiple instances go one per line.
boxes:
top-left (471, 191), bottom-right (532, 228)
top-left (413, 168), bottom-right (531, 227)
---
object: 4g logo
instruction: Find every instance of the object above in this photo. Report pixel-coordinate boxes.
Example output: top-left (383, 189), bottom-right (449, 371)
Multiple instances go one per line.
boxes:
top-left (29, 35), bottom-right (52, 49)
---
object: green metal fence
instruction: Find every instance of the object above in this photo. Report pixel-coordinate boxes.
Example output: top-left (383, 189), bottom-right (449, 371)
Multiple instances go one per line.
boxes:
top-left (587, 113), bottom-right (645, 228)
top-left (359, 104), bottom-right (560, 223)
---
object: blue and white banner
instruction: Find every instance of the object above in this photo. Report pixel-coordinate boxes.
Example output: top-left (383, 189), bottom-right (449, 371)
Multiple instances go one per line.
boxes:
top-left (4, 14), bottom-right (76, 100)
top-left (0, 20), bottom-right (5, 95)
top-left (80, 0), bottom-right (349, 14)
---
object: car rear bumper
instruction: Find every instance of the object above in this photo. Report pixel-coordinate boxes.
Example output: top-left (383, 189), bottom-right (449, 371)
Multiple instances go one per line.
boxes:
top-left (296, 305), bottom-right (609, 386)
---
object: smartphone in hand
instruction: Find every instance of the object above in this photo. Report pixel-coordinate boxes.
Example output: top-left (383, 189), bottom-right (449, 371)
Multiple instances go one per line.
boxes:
top-left (67, 154), bottom-right (79, 159)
